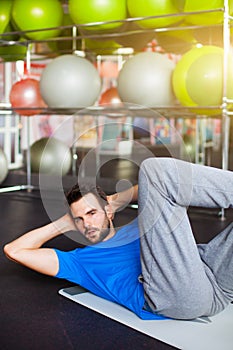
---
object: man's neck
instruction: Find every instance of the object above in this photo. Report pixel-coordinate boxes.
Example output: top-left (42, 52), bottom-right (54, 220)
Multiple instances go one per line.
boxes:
top-left (103, 223), bottom-right (116, 242)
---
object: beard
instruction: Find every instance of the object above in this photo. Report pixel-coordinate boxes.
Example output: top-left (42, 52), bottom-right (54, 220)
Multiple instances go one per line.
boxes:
top-left (84, 220), bottom-right (111, 244)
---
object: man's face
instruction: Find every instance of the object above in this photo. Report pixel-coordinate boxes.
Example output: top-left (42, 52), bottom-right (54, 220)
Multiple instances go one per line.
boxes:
top-left (70, 193), bottom-right (111, 244)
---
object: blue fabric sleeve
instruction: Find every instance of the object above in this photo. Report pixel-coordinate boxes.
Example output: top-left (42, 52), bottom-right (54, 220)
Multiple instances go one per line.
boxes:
top-left (54, 248), bottom-right (82, 285)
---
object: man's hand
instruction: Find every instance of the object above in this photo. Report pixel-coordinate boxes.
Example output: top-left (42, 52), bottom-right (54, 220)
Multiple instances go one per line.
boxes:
top-left (107, 185), bottom-right (138, 214)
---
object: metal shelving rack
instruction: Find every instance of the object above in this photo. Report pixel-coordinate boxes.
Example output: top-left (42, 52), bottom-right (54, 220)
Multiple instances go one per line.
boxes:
top-left (0, 2), bottom-right (232, 195)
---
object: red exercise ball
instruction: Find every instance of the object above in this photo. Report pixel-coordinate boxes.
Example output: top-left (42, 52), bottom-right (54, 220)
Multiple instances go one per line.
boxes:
top-left (99, 87), bottom-right (122, 105)
top-left (10, 78), bottom-right (47, 116)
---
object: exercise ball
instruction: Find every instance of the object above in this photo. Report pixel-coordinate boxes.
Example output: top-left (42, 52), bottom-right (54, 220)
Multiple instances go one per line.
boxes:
top-left (172, 45), bottom-right (233, 108)
top-left (40, 54), bottom-right (101, 108)
top-left (127, 0), bottom-right (183, 29)
top-left (48, 13), bottom-right (81, 54)
top-left (0, 0), bottom-right (12, 34)
top-left (69, 0), bottom-right (127, 31)
top-left (99, 87), bottom-right (122, 105)
top-left (182, 133), bottom-right (196, 162)
top-left (97, 61), bottom-right (119, 79)
top-left (0, 148), bottom-right (8, 183)
top-left (155, 24), bottom-right (196, 54)
top-left (10, 78), bottom-right (46, 116)
top-left (133, 117), bottom-right (150, 138)
top-left (84, 38), bottom-right (121, 56)
top-left (184, 0), bottom-right (224, 26)
top-left (0, 39), bottom-right (27, 62)
top-left (2, 21), bottom-right (20, 41)
top-left (194, 25), bottom-right (223, 46)
top-left (11, 0), bottom-right (63, 40)
top-left (117, 52), bottom-right (175, 107)
top-left (30, 137), bottom-right (72, 175)
top-left (114, 21), bottom-right (156, 52)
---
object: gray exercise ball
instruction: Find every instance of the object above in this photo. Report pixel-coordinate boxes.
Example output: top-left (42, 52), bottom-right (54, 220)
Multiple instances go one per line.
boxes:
top-left (40, 54), bottom-right (102, 108)
top-left (0, 148), bottom-right (8, 183)
top-left (30, 137), bottom-right (72, 175)
top-left (117, 51), bottom-right (175, 107)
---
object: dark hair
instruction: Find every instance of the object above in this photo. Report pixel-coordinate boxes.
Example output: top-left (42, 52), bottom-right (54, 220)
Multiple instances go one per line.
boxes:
top-left (66, 183), bottom-right (108, 209)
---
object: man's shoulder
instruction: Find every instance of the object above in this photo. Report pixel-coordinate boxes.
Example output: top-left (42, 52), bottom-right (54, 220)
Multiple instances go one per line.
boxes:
top-left (114, 218), bottom-right (139, 244)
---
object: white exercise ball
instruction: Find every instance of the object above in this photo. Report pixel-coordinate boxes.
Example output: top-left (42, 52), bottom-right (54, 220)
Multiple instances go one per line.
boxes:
top-left (40, 54), bottom-right (102, 108)
top-left (0, 148), bottom-right (8, 183)
top-left (117, 52), bottom-right (175, 107)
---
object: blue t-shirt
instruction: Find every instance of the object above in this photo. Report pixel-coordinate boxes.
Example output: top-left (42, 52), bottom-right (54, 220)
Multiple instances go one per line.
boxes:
top-left (54, 219), bottom-right (166, 320)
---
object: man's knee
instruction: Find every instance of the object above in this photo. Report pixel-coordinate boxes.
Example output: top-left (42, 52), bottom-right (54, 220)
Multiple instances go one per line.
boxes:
top-left (139, 157), bottom-right (176, 191)
top-left (140, 157), bottom-right (175, 176)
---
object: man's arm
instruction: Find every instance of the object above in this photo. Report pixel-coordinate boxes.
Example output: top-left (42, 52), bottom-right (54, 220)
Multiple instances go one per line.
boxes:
top-left (107, 184), bottom-right (138, 213)
top-left (3, 214), bottom-right (76, 276)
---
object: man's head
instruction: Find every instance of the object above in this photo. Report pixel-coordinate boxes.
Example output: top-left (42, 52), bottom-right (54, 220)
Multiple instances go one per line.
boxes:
top-left (66, 184), bottom-right (114, 244)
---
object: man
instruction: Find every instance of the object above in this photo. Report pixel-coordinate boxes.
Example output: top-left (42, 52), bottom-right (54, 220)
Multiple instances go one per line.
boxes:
top-left (4, 157), bottom-right (233, 320)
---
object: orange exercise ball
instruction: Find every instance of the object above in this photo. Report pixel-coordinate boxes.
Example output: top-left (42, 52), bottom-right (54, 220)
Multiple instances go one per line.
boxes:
top-left (99, 87), bottom-right (122, 105)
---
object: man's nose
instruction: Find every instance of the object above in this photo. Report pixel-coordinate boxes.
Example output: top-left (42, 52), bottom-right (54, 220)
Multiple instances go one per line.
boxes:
top-left (83, 216), bottom-right (92, 228)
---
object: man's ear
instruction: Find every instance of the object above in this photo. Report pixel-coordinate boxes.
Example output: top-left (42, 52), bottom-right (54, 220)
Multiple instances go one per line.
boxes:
top-left (104, 204), bottom-right (114, 220)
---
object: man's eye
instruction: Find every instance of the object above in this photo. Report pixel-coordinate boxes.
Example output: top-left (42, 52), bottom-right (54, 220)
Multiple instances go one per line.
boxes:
top-left (74, 218), bottom-right (81, 223)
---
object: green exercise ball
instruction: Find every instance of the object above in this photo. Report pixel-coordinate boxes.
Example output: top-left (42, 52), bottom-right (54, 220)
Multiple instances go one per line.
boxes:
top-left (84, 37), bottom-right (122, 55)
top-left (11, 0), bottom-right (63, 40)
top-left (1, 21), bottom-right (20, 42)
top-left (155, 23), bottom-right (196, 54)
top-left (114, 21), bottom-right (156, 52)
top-left (127, 0), bottom-right (183, 29)
top-left (0, 148), bottom-right (8, 183)
top-left (69, 0), bottom-right (127, 31)
top-left (30, 137), bottom-right (72, 175)
top-left (48, 13), bottom-right (81, 55)
top-left (0, 0), bottom-right (12, 34)
top-left (0, 38), bottom-right (27, 62)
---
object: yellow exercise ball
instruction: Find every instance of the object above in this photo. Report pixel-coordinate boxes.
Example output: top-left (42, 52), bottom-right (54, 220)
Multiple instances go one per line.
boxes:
top-left (184, 0), bottom-right (224, 26)
top-left (172, 45), bottom-right (233, 110)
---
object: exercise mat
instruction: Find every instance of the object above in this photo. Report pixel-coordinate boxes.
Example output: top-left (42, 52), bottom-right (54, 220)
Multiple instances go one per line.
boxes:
top-left (59, 285), bottom-right (233, 350)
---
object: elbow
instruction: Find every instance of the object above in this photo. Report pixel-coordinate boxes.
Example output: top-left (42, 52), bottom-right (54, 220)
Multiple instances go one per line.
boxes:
top-left (3, 243), bottom-right (19, 262)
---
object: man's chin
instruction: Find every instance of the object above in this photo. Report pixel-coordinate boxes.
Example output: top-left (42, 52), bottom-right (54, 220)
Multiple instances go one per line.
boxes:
top-left (87, 236), bottom-right (99, 244)
top-left (85, 233), bottom-right (98, 244)
top-left (85, 229), bottom-right (110, 244)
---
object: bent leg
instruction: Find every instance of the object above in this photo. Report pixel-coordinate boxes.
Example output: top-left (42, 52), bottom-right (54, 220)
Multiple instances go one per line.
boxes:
top-left (198, 223), bottom-right (233, 301)
top-left (138, 158), bottom-right (233, 319)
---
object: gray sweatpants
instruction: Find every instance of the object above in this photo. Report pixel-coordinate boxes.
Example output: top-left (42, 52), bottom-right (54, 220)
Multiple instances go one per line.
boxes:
top-left (138, 157), bottom-right (233, 320)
